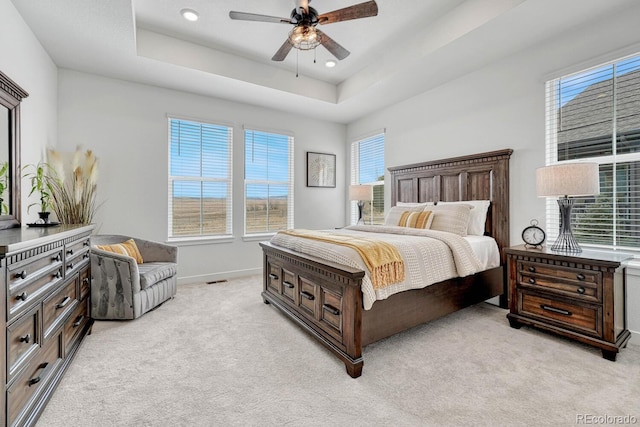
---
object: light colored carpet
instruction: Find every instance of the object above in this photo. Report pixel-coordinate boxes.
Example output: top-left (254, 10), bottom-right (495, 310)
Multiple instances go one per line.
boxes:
top-left (37, 275), bottom-right (640, 426)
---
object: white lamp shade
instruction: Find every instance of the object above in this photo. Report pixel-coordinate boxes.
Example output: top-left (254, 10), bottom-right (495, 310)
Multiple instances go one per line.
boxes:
top-left (536, 163), bottom-right (600, 197)
top-left (349, 185), bottom-right (373, 201)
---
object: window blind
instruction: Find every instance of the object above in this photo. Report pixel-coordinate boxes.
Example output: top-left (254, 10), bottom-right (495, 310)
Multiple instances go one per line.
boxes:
top-left (244, 129), bottom-right (294, 234)
top-left (350, 132), bottom-right (385, 225)
top-left (545, 54), bottom-right (640, 251)
top-left (168, 118), bottom-right (233, 239)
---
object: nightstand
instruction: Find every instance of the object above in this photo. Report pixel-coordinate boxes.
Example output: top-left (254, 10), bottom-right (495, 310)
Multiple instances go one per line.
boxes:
top-left (505, 245), bottom-right (632, 361)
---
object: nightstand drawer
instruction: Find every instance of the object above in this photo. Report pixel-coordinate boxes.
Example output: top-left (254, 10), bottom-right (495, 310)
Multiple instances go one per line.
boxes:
top-left (519, 291), bottom-right (602, 338)
top-left (517, 261), bottom-right (601, 302)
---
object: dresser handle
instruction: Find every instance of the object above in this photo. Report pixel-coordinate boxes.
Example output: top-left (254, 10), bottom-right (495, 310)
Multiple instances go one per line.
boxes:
top-left (20, 334), bottom-right (31, 343)
top-left (28, 362), bottom-right (49, 387)
top-left (56, 296), bottom-right (71, 309)
top-left (83, 240), bottom-right (90, 246)
top-left (54, 271), bottom-right (62, 279)
top-left (528, 266), bottom-right (535, 273)
top-left (322, 304), bottom-right (340, 316)
top-left (300, 291), bottom-right (315, 301)
top-left (282, 281), bottom-right (294, 289)
top-left (73, 315), bottom-right (85, 327)
top-left (528, 278), bottom-right (535, 284)
top-left (83, 277), bottom-right (90, 284)
top-left (268, 273), bottom-right (278, 280)
top-left (52, 254), bottom-right (61, 262)
top-left (16, 292), bottom-right (28, 301)
top-left (15, 270), bottom-right (27, 280)
top-left (577, 287), bottom-right (585, 294)
top-left (67, 262), bottom-right (74, 270)
top-left (541, 304), bottom-right (572, 316)
top-left (67, 249), bottom-right (74, 255)
top-left (83, 253), bottom-right (90, 259)
top-left (576, 273), bottom-right (585, 281)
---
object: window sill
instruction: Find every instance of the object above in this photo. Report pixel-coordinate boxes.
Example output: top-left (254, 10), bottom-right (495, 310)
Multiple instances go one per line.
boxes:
top-left (242, 233), bottom-right (275, 242)
top-left (167, 235), bottom-right (235, 246)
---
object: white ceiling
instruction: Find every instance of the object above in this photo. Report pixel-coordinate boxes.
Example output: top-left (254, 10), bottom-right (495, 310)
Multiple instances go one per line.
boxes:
top-left (10, 0), bottom-right (640, 123)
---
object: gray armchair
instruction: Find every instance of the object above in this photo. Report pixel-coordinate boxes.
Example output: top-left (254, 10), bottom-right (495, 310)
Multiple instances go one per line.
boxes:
top-left (91, 235), bottom-right (178, 320)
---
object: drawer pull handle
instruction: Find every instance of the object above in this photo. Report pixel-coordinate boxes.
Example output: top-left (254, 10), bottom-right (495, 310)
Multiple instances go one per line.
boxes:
top-left (528, 278), bottom-right (535, 284)
top-left (282, 281), bottom-right (294, 289)
top-left (67, 249), bottom-right (74, 255)
top-left (16, 292), bottom-right (28, 301)
top-left (577, 287), bottom-right (585, 294)
top-left (28, 362), bottom-right (49, 387)
top-left (268, 273), bottom-right (279, 280)
top-left (56, 296), bottom-right (71, 309)
top-left (83, 241), bottom-right (90, 246)
top-left (20, 334), bottom-right (31, 343)
top-left (54, 271), bottom-right (62, 279)
top-left (528, 266), bottom-right (535, 273)
top-left (83, 277), bottom-right (90, 284)
top-left (322, 304), bottom-right (340, 316)
top-left (576, 273), bottom-right (585, 281)
top-left (541, 304), bottom-right (572, 316)
top-left (52, 254), bottom-right (62, 262)
top-left (73, 315), bottom-right (85, 327)
top-left (67, 262), bottom-right (74, 270)
top-left (300, 291), bottom-right (315, 301)
top-left (16, 270), bottom-right (27, 280)
top-left (83, 253), bottom-right (90, 259)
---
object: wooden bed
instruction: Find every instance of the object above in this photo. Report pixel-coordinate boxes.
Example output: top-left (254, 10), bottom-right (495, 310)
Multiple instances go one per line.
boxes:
top-left (260, 149), bottom-right (513, 377)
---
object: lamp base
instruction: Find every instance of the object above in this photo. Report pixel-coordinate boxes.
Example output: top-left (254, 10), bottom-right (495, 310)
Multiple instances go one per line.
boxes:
top-left (551, 197), bottom-right (582, 253)
top-left (357, 201), bottom-right (364, 225)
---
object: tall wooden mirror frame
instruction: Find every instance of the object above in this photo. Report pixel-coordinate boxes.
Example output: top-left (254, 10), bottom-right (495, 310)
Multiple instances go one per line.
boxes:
top-left (0, 70), bottom-right (29, 229)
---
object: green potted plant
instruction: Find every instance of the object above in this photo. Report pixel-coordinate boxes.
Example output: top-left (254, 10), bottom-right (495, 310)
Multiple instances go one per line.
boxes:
top-left (23, 161), bottom-right (54, 224)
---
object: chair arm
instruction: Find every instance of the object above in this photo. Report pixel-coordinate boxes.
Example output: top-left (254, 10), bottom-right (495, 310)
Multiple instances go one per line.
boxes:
top-left (90, 248), bottom-right (141, 294)
top-left (133, 239), bottom-right (178, 263)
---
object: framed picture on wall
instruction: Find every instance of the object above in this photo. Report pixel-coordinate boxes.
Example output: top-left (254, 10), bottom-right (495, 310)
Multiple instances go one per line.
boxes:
top-left (307, 152), bottom-right (336, 188)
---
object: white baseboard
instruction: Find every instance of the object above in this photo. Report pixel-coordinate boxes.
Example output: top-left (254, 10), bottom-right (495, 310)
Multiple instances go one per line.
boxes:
top-left (629, 329), bottom-right (640, 346)
top-left (177, 267), bottom-right (261, 285)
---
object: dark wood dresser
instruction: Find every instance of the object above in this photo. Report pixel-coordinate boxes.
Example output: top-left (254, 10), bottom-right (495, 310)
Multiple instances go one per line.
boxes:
top-left (505, 245), bottom-right (632, 361)
top-left (1, 224), bottom-right (94, 427)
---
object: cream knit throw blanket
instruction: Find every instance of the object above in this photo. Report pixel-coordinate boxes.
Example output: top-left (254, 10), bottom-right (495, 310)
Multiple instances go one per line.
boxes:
top-left (278, 229), bottom-right (405, 289)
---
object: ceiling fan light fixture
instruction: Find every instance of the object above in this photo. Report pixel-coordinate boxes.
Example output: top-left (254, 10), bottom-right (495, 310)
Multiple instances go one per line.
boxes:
top-left (181, 8), bottom-right (199, 22)
top-left (288, 26), bottom-right (321, 50)
top-left (325, 59), bottom-right (337, 68)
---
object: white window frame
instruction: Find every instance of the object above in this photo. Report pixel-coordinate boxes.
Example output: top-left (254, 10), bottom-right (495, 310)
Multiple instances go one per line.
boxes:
top-left (350, 131), bottom-right (385, 225)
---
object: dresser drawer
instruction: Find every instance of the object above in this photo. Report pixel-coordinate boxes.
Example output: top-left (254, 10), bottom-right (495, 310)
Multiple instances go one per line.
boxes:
top-left (517, 261), bottom-right (601, 302)
top-left (65, 235), bottom-right (91, 262)
top-left (7, 248), bottom-right (64, 290)
top-left (8, 267), bottom-right (63, 321)
top-left (43, 277), bottom-right (78, 339)
top-left (7, 306), bottom-right (40, 383)
top-left (64, 297), bottom-right (90, 355)
top-left (266, 261), bottom-right (282, 294)
top-left (79, 265), bottom-right (91, 301)
top-left (519, 291), bottom-right (602, 338)
top-left (298, 277), bottom-right (318, 317)
top-left (7, 333), bottom-right (63, 427)
top-left (319, 287), bottom-right (343, 340)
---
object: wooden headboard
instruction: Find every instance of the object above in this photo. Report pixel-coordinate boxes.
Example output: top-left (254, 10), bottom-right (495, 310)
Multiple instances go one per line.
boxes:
top-left (388, 149), bottom-right (513, 263)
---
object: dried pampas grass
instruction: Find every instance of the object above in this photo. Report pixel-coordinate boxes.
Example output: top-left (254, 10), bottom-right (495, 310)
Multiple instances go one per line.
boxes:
top-left (47, 147), bottom-right (99, 224)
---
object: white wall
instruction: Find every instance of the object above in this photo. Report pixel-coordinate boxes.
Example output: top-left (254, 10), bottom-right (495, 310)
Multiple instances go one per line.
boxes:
top-left (0, 0), bottom-right (58, 222)
top-left (347, 5), bottom-right (640, 343)
top-left (56, 69), bottom-right (346, 283)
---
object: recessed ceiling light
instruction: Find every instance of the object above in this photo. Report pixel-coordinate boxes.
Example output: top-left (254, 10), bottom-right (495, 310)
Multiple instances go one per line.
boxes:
top-left (325, 60), bottom-right (337, 68)
top-left (181, 8), bottom-right (199, 22)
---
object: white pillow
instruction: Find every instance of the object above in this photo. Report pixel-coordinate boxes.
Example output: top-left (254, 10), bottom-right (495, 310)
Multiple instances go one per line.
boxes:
top-left (396, 202), bottom-right (434, 208)
top-left (384, 205), bottom-right (424, 226)
top-left (438, 200), bottom-right (490, 236)
top-left (429, 204), bottom-right (473, 236)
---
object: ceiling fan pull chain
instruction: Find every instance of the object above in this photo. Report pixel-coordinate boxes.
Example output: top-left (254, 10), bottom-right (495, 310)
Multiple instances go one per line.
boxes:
top-left (314, 48), bottom-right (316, 64)
top-left (296, 49), bottom-right (299, 78)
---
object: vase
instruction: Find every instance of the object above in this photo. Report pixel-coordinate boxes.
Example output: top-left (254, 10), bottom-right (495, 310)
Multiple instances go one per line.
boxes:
top-left (38, 211), bottom-right (51, 224)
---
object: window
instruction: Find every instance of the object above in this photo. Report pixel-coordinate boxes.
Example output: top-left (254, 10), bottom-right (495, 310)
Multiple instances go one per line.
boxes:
top-left (244, 128), bottom-right (294, 235)
top-left (544, 54), bottom-right (640, 250)
top-left (350, 132), bottom-right (385, 225)
top-left (168, 118), bottom-right (232, 239)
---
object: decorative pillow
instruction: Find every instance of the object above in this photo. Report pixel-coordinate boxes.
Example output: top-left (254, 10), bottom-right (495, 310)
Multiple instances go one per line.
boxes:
top-left (95, 239), bottom-right (144, 264)
top-left (429, 204), bottom-right (473, 236)
top-left (397, 210), bottom-right (434, 229)
top-left (438, 200), bottom-right (490, 236)
top-left (384, 205), bottom-right (424, 226)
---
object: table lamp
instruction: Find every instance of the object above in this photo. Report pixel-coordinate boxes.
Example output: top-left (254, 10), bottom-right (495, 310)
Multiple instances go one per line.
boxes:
top-left (349, 185), bottom-right (373, 224)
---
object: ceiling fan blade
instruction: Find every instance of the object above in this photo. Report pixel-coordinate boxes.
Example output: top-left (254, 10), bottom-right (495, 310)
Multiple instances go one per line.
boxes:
top-left (316, 29), bottom-right (350, 60)
top-left (272, 39), bottom-right (294, 61)
top-left (317, 0), bottom-right (378, 25)
top-left (229, 11), bottom-right (291, 24)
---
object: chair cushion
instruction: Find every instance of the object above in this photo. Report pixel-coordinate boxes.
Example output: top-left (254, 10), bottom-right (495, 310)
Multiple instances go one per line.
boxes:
top-left (138, 262), bottom-right (178, 290)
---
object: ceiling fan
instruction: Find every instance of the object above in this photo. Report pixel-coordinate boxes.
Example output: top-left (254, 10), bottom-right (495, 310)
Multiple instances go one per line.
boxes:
top-left (229, 0), bottom-right (378, 62)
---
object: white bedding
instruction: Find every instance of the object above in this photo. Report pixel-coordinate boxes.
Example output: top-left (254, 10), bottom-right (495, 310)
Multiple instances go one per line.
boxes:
top-left (270, 225), bottom-right (498, 310)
